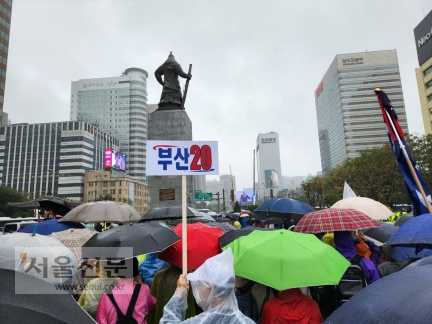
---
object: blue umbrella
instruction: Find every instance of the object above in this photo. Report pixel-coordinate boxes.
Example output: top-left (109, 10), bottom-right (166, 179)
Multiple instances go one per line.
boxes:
top-left (324, 256), bottom-right (432, 324)
top-left (255, 198), bottom-right (278, 212)
top-left (389, 246), bottom-right (432, 262)
top-left (386, 213), bottom-right (432, 247)
top-left (256, 198), bottom-right (314, 217)
top-left (21, 219), bottom-right (84, 235)
top-left (363, 221), bottom-right (399, 243)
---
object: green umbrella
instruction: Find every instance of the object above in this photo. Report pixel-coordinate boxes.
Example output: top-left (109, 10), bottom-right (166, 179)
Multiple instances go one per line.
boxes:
top-left (222, 229), bottom-right (350, 290)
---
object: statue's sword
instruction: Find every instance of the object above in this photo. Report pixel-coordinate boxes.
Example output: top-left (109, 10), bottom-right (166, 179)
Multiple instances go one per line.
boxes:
top-left (181, 64), bottom-right (192, 110)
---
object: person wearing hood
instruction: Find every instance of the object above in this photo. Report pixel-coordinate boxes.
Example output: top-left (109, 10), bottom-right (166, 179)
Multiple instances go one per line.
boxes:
top-left (334, 231), bottom-right (381, 284)
top-left (261, 288), bottom-right (323, 324)
top-left (160, 248), bottom-right (255, 324)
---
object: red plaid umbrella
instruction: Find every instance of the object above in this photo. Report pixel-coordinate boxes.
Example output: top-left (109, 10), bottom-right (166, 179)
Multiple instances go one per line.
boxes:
top-left (294, 208), bottom-right (380, 233)
top-left (158, 222), bottom-right (224, 271)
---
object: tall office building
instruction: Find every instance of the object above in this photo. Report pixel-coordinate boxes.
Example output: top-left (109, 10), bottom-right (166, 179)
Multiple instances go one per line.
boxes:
top-left (0, 0), bottom-right (12, 125)
top-left (256, 132), bottom-right (282, 199)
top-left (0, 121), bottom-right (119, 200)
top-left (315, 50), bottom-right (409, 174)
top-left (414, 10), bottom-right (432, 135)
top-left (71, 68), bottom-right (148, 181)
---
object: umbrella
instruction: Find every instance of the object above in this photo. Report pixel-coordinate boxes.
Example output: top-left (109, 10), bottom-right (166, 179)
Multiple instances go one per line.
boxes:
top-left (394, 212), bottom-right (414, 227)
top-left (255, 198), bottom-right (278, 212)
top-left (223, 230), bottom-right (350, 290)
top-left (386, 213), bottom-right (432, 248)
top-left (216, 217), bottom-right (231, 223)
top-left (51, 229), bottom-right (97, 262)
top-left (60, 201), bottom-right (141, 224)
top-left (0, 233), bottom-right (78, 284)
top-left (263, 218), bottom-right (284, 225)
top-left (82, 223), bottom-right (181, 259)
top-left (331, 196), bottom-right (393, 220)
top-left (158, 222), bottom-right (224, 270)
top-left (140, 206), bottom-right (201, 221)
top-left (256, 198), bottom-right (314, 217)
top-left (0, 268), bottom-right (95, 324)
top-left (21, 218), bottom-right (84, 235)
top-left (38, 197), bottom-right (74, 216)
top-left (198, 212), bottom-right (216, 221)
top-left (295, 208), bottom-right (380, 233)
top-left (249, 212), bottom-right (267, 220)
top-left (362, 221), bottom-right (399, 243)
top-left (219, 226), bottom-right (274, 248)
top-left (239, 213), bottom-right (250, 217)
top-left (206, 221), bottom-right (238, 233)
top-left (324, 256), bottom-right (432, 324)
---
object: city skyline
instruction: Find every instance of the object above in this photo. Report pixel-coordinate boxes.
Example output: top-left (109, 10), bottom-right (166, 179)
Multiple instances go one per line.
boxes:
top-left (3, 1), bottom-right (432, 189)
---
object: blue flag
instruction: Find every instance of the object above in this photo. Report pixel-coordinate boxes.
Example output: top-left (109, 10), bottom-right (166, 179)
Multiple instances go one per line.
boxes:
top-left (376, 88), bottom-right (431, 216)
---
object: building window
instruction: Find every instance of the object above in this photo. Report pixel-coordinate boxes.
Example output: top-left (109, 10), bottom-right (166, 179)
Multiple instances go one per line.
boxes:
top-left (428, 94), bottom-right (432, 102)
top-left (111, 181), bottom-right (116, 186)
top-left (426, 79), bottom-right (432, 89)
top-left (118, 189), bottom-right (121, 194)
top-left (110, 189), bottom-right (115, 194)
top-left (425, 66), bottom-right (432, 77)
top-left (103, 181), bottom-right (108, 187)
top-left (103, 190), bottom-right (107, 195)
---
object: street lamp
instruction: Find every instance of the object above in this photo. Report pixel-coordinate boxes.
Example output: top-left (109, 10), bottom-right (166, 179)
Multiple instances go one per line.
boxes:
top-left (46, 169), bottom-right (53, 196)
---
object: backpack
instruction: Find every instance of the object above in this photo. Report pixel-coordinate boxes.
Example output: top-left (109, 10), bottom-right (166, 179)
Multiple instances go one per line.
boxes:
top-left (235, 281), bottom-right (259, 322)
top-left (106, 284), bottom-right (141, 324)
top-left (337, 254), bottom-right (367, 303)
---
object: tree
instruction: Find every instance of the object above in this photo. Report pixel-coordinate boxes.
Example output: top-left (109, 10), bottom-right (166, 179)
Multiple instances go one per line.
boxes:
top-left (0, 186), bottom-right (28, 217)
top-left (233, 201), bottom-right (241, 213)
top-left (245, 204), bottom-right (259, 211)
top-left (95, 194), bottom-right (113, 201)
top-left (301, 177), bottom-right (325, 207)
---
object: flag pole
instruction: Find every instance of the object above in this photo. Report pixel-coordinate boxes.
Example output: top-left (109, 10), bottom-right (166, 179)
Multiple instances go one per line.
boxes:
top-left (384, 109), bottom-right (432, 213)
top-left (182, 175), bottom-right (187, 275)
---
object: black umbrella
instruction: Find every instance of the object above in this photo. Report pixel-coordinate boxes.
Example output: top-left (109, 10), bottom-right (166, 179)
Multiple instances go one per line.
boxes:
top-left (249, 212), bottom-right (267, 220)
top-left (394, 213), bottom-right (414, 227)
top-left (82, 223), bottom-right (181, 259)
top-left (363, 221), bottom-right (399, 243)
top-left (263, 218), bottom-right (284, 225)
top-left (0, 268), bottom-right (94, 324)
top-left (215, 217), bottom-right (231, 223)
top-left (140, 205), bottom-right (201, 221)
top-left (324, 256), bottom-right (432, 324)
top-left (38, 197), bottom-right (74, 216)
top-left (219, 226), bottom-right (274, 248)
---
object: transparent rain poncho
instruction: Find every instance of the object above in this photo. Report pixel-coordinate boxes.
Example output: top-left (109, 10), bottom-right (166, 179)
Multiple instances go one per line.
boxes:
top-left (160, 248), bottom-right (255, 324)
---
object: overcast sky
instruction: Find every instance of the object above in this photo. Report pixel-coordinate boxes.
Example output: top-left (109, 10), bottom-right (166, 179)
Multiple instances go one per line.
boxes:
top-left (5, 0), bottom-right (432, 190)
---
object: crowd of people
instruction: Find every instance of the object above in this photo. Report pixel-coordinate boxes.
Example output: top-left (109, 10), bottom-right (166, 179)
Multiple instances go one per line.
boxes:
top-left (71, 211), bottom-right (422, 324)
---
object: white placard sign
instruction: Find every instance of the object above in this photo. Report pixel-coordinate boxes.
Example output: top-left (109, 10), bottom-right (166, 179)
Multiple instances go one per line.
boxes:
top-left (146, 140), bottom-right (219, 176)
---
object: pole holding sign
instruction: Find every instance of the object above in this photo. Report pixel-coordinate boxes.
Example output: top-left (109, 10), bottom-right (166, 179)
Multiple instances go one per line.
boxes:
top-left (147, 140), bottom-right (219, 273)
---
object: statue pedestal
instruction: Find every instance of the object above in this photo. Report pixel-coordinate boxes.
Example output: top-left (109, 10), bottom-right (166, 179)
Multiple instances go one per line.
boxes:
top-left (147, 109), bottom-right (194, 208)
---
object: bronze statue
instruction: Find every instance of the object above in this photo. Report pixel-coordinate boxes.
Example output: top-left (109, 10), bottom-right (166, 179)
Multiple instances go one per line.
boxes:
top-left (155, 52), bottom-right (192, 110)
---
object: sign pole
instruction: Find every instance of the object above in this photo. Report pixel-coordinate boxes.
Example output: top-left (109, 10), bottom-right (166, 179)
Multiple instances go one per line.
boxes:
top-left (182, 175), bottom-right (187, 275)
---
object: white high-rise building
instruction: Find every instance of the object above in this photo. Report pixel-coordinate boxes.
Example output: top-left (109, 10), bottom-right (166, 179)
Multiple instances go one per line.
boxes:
top-left (315, 50), bottom-right (409, 175)
top-left (70, 68), bottom-right (148, 180)
top-left (256, 132), bottom-right (282, 199)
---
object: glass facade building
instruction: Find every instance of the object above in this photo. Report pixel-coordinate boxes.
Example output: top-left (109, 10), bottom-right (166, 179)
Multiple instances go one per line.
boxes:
top-left (71, 68), bottom-right (148, 181)
top-left (0, 121), bottom-right (119, 200)
top-left (315, 50), bottom-right (409, 174)
top-left (256, 132), bottom-right (282, 199)
top-left (414, 9), bottom-right (432, 135)
top-left (0, 0), bottom-right (12, 125)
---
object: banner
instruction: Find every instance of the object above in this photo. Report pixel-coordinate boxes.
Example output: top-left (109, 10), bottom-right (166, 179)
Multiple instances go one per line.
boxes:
top-left (343, 182), bottom-right (357, 199)
top-left (146, 141), bottom-right (219, 176)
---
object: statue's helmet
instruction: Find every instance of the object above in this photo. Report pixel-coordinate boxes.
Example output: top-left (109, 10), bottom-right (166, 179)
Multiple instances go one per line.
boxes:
top-left (164, 51), bottom-right (177, 64)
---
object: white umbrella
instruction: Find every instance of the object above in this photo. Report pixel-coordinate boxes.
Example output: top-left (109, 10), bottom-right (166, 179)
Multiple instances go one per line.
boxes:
top-left (51, 228), bottom-right (97, 262)
top-left (59, 201), bottom-right (141, 224)
top-left (332, 197), bottom-right (393, 220)
top-left (0, 233), bottom-right (78, 284)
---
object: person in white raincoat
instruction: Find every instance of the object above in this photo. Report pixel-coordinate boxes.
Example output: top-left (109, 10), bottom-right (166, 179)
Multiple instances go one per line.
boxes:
top-left (160, 248), bottom-right (255, 324)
